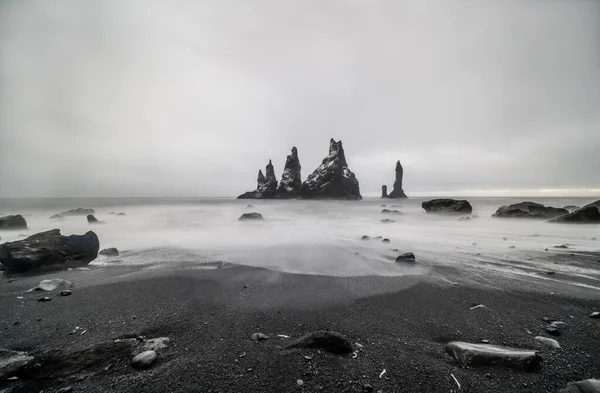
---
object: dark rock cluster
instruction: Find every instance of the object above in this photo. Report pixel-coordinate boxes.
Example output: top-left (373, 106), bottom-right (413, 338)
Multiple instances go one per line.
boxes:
top-left (551, 200), bottom-right (600, 224)
top-left (493, 202), bottom-right (568, 219)
top-left (422, 199), bottom-right (472, 215)
top-left (382, 161), bottom-right (407, 199)
top-left (0, 215), bottom-right (28, 230)
top-left (276, 147), bottom-right (302, 199)
top-left (238, 160), bottom-right (279, 199)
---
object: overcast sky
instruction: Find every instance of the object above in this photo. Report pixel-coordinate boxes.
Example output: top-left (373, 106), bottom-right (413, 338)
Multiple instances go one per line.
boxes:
top-left (1, 0), bottom-right (599, 198)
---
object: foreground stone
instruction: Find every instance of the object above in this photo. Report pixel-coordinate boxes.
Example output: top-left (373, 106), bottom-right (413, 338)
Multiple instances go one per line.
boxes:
top-left (559, 379), bottom-right (600, 393)
top-left (0, 229), bottom-right (99, 273)
top-left (534, 336), bottom-right (560, 349)
top-left (131, 350), bottom-right (157, 369)
top-left (551, 204), bottom-right (600, 224)
top-left (299, 139), bottom-right (361, 200)
top-left (60, 208), bottom-right (95, 216)
top-left (285, 331), bottom-right (354, 354)
top-left (422, 199), bottom-right (472, 215)
top-left (445, 341), bottom-right (540, 370)
top-left (0, 215), bottom-right (28, 230)
top-left (239, 213), bottom-right (264, 221)
top-left (276, 147), bottom-right (302, 199)
top-left (493, 201), bottom-right (568, 219)
top-left (251, 333), bottom-right (269, 341)
top-left (99, 247), bottom-right (119, 257)
top-left (0, 349), bottom-right (34, 379)
top-left (29, 278), bottom-right (73, 292)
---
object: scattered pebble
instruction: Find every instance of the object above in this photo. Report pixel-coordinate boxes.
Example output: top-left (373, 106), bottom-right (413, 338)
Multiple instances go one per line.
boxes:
top-left (56, 387), bottom-right (73, 393)
top-left (508, 245), bottom-right (516, 249)
top-left (59, 290), bottom-right (72, 297)
top-left (470, 304), bottom-right (486, 310)
top-left (131, 350), bottom-right (157, 369)
top-left (361, 235), bottom-right (370, 241)
top-left (590, 312), bottom-right (600, 319)
top-left (395, 252), bottom-right (416, 263)
top-left (38, 297), bottom-right (51, 302)
top-left (251, 333), bottom-right (269, 341)
top-left (382, 238), bottom-right (390, 243)
top-left (363, 384), bottom-right (373, 392)
top-left (554, 245), bottom-right (569, 249)
top-left (546, 326), bottom-right (561, 336)
top-left (297, 379), bottom-right (304, 386)
top-left (535, 336), bottom-right (560, 349)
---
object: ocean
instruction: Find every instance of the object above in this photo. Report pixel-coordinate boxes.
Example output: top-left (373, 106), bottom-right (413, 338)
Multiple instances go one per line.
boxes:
top-left (1, 197), bottom-right (599, 278)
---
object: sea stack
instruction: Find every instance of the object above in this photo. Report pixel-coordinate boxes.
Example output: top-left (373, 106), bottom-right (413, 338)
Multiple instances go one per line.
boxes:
top-left (381, 185), bottom-right (388, 198)
top-left (237, 160), bottom-right (278, 199)
top-left (276, 147), bottom-right (302, 198)
top-left (299, 139), bottom-right (361, 200)
top-left (384, 161), bottom-right (408, 199)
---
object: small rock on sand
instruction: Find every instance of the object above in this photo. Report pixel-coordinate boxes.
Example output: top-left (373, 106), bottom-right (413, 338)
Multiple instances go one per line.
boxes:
top-left (382, 238), bottom-right (390, 243)
top-left (590, 312), bottom-right (600, 318)
top-left (558, 379), bottom-right (600, 393)
top-left (99, 248), bottom-right (119, 257)
top-left (445, 341), bottom-right (540, 371)
top-left (361, 235), bottom-right (370, 241)
top-left (59, 290), bottom-right (72, 297)
top-left (30, 278), bottom-right (72, 292)
top-left (535, 336), bottom-right (560, 349)
top-left (554, 244), bottom-right (569, 249)
top-left (380, 219), bottom-right (395, 224)
top-left (132, 350), bottom-right (157, 369)
top-left (38, 297), bottom-right (52, 302)
top-left (297, 379), bottom-right (304, 386)
top-left (251, 333), bottom-right (269, 341)
top-left (239, 212), bottom-right (264, 221)
top-left (285, 331), bottom-right (354, 354)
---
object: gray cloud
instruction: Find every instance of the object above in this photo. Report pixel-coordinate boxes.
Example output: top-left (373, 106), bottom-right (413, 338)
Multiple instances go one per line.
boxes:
top-left (1, 0), bottom-right (599, 197)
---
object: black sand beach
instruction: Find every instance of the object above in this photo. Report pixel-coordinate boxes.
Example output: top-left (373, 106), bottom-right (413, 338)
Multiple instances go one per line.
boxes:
top-left (2, 251), bottom-right (600, 393)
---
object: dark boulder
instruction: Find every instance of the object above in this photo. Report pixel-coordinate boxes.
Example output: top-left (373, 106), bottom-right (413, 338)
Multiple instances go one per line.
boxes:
top-left (285, 331), bottom-right (354, 355)
top-left (550, 205), bottom-right (600, 224)
top-left (422, 199), bottom-right (472, 215)
top-left (87, 215), bottom-right (100, 224)
top-left (387, 161), bottom-right (408, 199)
top-left (238, 160), bottom-right (278, 199)
top-left (239, 212), bottom-right (264, 221)
top-left (493, 201), bottom-right (568, 219)
top-left (60, 208), bottom-right (95, 216)
top-left (116, 213), bottom-right (126, 216)
top-left (381, 209), bottom-right (402, 215)
top-left (395, 252), bottom-right (416, 262)
top-left (0, 229), bottom-right (99, 273)
top-left (381, 185), bottom-right (388, 198)
top-left (445, 341), bottom-right (540, 371)
top-left (0, 215), bottom-right (28, 230)
top-left (276, 147), bottom-right (302, 199)
top-left (299, 139), bottom-right (361, 200)
top-left (99, 248), bottom-right (119, 257)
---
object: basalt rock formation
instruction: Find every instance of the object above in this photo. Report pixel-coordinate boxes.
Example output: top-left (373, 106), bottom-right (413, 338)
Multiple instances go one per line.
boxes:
top-left (422, 199), bottom-right (472, 215)
top-left (237, 160), bottom-right (278, 199)
top-left (384, 161), bottom-right (408, 199)
top-left (381, 185), bottom-right (388, 198)
top-left (493, 202), bottom-right (568, 219)
top-left (0, 215), bottom-right (28, 230)
top-left (0, 229), bottom-right (99, 273)
top-left (299, 139), bottom-right (361, 200)
top-left (276, 147), bottom-right (302, 198)
top-left (551, 201), bottom-right (600, 224)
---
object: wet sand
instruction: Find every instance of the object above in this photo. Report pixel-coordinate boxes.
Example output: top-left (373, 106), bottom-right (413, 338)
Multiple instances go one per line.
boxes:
top-left (1, 252), bottom-right (600, 392)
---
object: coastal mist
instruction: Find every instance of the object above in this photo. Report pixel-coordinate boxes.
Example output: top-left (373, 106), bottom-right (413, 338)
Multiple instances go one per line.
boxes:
top-left (1, 197), bottom-right (598, 283)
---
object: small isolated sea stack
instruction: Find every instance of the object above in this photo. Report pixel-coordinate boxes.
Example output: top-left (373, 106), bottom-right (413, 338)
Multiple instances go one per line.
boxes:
top-left (0, 215), bottom-right (28, 230)
top-left (382, 161), bottom-right (407, 199)
top-left (276, 147), bottom-right (302, 198)
top-left (238, 160), bottom-right (278, 199)
top-left (299, 139), bottom-right (361, 200)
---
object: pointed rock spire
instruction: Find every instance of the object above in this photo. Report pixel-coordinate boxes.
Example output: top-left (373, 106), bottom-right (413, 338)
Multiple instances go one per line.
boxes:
top-left (299, 139), bottom-right (361, 200)
top-left (237, 160), bottom-right (278, 199)
top-left (381, 185), bottom-right (388, 198)
top-left (277, 147), bottom-right (302, 198)
top-left (387, 160), bottom-right (408, 199)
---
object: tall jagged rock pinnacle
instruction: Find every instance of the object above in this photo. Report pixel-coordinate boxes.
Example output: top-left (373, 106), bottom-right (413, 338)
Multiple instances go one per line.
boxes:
top-left (276, 147), bottom-right (302, 198)
top-left (381, 185), bottom-right (388, 198)
top-left (387, 161), bottom-right (408, 199)
top-left (299, 139), bottom-right (361, 200)
top-left (237, 160), bottom-right (278, 199)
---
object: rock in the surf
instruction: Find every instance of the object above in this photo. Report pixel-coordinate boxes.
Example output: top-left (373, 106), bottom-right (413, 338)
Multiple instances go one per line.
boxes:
top-left (0, 229), bottom-right (99, 273)
top-left (99, 247), bottom-right (119, 257)
top-left (87, 215), bottom-right (100, 224)
top-left (276, 147), bottom-right (302, 199)
top-left (381, 219), bottom-right (395, 224)
top-left (550, 203), bottom-right (600, 224)
top-left (239, 212), bottom-right (264, 221)
top-left (381, 185), bottom-right (388, 198)
top-left (395, 252), bottom-right (416, 262)
top-left (299, 139), bottom-right (361, 200)
top-left (493, 201), bottom-right (568, 219)
top-left (0, 215), bottom-right (28, 230)
top-left (60, 208), bottom-right (95, 216)
top-left (445, 341), bottom-right (540, 370)
top-left (422, 199), bottom-right (472, 215)
top-left (238, 160), bottom-right (278, 199)
top-left (387, 161), bottom-right (408, 199)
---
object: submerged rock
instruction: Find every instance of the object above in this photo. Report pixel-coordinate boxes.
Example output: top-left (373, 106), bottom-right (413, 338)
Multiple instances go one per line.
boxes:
top-left (445, 341), bottom-right (540, 370)
top-left (87, 214), bottom-right (103, 224)
top-left (116, 212), bottom-right (126, 216)
top-left (361, 235), bottom-right (370, 241)
top-left (285, 331), bottom-right (354, 354)
top-left (422, 199), bottom-right (472, 215)
top-left (60, 208), bottom-right (95, 216)
top-left (559, 379), bottom-right (600, 393)
top-left (276, 147), bottom-right (302, 199)
top-left (239, 212), bottom-right (264, 221)
top-left (0, 215), bottom-right (28, 230)
top-left (0, 229), bottom-right (99, 273)
top-left (493, 201), bottom-right (568, 219)
top-left (50, 213), bottom-right (64, 220)
top-left (238, 161), bottom-right (279, 199)
top-left (395, 252), bottom-right (416, 263)
top-left (387, 161), bottom-right (408, 199)
top-left (99, 247), bottom-right (119, 257)
top-left (299, 139), bottom-right (361, 200)
top-left (551, 204), bottom-right (600, 224)
top-left (381, 209), bottom-right (402, 215)
top-left (380, 219), bottom-right (395, 224)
